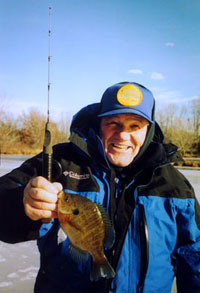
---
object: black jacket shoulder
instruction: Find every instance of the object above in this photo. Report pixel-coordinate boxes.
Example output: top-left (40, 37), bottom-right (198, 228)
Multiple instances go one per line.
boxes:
top-left (140, 164), bottom-right (195, 199)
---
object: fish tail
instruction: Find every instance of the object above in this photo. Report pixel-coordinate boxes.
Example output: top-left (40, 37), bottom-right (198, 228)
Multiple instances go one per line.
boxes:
top-left (90, 258), bottom-right (115, 282)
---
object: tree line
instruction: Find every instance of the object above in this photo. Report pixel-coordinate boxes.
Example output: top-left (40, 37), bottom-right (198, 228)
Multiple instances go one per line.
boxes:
top-left (0, 108), bottom-right (70, 154)
top-left (157, 98), bottom-right (200, 156)
top-left (0, 98), bottom-right (200, 156)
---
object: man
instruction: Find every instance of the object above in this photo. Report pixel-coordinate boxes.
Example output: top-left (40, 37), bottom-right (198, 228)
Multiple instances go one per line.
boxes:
top-left (0, 82), bottom-right (200, 293)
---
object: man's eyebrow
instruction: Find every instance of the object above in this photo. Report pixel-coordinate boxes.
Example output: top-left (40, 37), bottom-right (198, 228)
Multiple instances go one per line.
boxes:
top-left (102, 117), bottom-right (118, 122)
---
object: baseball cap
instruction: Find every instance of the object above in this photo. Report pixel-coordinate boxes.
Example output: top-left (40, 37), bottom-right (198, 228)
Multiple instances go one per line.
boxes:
top-left (98, 82), bottom-right (155, 123)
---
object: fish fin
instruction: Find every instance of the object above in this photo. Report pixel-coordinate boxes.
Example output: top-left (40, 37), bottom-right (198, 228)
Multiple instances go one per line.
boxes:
top-left (57, 228), bottom-right (67, 245)
top-left (90, 257), bottom-right (115, 282)
top-left (69, 244), bottom-right (89, 263)
top-left (97, 204), bottom-right (115, 249)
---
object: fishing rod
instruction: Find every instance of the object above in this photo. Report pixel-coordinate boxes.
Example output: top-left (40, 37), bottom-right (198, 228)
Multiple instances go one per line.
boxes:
top-left (42, 7), bottom-right (53, 181)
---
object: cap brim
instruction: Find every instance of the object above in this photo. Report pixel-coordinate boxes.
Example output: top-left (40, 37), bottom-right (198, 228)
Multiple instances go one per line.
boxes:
top-left (98, 108), bottom-right (153, 123)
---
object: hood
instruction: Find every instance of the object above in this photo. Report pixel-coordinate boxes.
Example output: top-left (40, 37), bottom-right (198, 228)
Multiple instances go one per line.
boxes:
top-left (69, 103), bottom-right (105, 165)
top-left (70, 103), bottom-right (101, 140)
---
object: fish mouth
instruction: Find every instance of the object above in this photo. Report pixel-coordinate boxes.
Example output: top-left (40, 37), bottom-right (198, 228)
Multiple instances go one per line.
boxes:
top-left (59, 212), bottom-right (82, 232)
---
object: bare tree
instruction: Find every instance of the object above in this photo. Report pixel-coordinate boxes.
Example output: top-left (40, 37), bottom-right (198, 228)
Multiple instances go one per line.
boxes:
top-left (191, 98), bottom-right (200, 142)
top-left (18, 108), bottom-right (46, 152)
top-left (18, 108), bottom-right (70, 153)
top-left (0, 111), bottom-right (19, 153)
top-left (157, 104), bottom-right (178, 137)
top-left (157, 104), bottom-right (195, 155)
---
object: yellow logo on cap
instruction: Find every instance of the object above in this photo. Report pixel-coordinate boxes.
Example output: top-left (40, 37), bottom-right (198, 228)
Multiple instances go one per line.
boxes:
top-left (117, 84), bottom-right (142, 106)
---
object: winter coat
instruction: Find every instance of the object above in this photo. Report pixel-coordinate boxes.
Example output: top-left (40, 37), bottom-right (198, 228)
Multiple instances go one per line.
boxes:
top-left (0, 104), bottom-right (200, 293)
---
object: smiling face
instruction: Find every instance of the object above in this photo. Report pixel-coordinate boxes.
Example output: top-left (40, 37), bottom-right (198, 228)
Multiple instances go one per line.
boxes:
top-left (100, 114), bottom-right (149, 167)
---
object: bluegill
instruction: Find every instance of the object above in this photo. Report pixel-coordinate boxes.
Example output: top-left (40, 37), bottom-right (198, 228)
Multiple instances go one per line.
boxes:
top-left (57, 191), bottom-right (115, 281)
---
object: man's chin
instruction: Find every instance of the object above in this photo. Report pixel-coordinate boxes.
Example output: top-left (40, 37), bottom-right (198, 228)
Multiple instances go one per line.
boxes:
top-left (107, 155), bottom-right (134, 167)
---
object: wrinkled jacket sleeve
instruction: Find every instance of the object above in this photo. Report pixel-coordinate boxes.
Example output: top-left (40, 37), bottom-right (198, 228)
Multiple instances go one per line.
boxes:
top-left (174, 192), bottom-right (200, 292)
top-left (0, 155), bottom-right (43, 243)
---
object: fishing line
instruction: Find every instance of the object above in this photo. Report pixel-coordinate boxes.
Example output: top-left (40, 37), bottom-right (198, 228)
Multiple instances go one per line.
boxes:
top-left (42, 7), bottom-right (62, 182)
top-left (47, 6), bottom-right (51, 123)
top-left (42, 6), bottom-right (53, 181)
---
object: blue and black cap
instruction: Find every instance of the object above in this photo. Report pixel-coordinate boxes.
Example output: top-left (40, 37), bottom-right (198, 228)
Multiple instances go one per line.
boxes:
top-left (98, 82), bottom-right (155, 123)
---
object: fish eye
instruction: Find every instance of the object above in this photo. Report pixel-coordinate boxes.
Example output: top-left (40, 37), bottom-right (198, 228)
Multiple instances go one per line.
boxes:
top-left (64, 195), bottom-right (69, 202)
top-left (73, 209), bottom-right (79, 215)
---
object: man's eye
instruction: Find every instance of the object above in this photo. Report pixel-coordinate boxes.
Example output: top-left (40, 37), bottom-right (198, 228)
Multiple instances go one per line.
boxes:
top-left (130, 125), bottom-right (140, 130)
top-left (108, 121), bottom-right (118, 126)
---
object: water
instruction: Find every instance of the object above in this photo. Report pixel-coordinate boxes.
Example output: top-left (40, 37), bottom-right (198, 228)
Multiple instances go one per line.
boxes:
top-left (0, 155), bottom-right (199, 292)
top-left (0, 155), bottom-right (32, 176)
top-left (0, 241), bottom-right (39, 292)
top-left (179, 168), bottom-right (200, 200)
top-left (0, 155), bottom-right (39, 292)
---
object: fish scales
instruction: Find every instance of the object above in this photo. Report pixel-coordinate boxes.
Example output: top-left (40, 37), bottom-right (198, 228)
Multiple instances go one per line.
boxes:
top-left (57, 191), bottom-right (115, 281)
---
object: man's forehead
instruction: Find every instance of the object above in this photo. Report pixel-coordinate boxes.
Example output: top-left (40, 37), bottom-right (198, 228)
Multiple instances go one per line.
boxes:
top-left (101, 113), bottom-right (148, 122)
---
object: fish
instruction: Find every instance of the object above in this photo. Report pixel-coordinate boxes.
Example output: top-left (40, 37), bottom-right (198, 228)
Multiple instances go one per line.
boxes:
top-left (57, 191), bottom-right (115, 282)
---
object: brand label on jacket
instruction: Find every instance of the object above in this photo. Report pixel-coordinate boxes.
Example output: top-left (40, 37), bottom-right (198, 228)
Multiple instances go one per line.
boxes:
top-left (63, 170), bottom-right (90, 180)
top-left (60, 162), bottom-right (100, 193)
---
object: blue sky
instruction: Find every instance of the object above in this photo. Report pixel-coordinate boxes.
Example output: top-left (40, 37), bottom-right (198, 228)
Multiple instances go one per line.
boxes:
top-left (0, 0), bottom-right (200, 122)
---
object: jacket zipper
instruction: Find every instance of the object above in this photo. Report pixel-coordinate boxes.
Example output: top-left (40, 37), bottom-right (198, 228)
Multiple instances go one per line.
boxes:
top-left (137, 204), bottom-right (149, 293)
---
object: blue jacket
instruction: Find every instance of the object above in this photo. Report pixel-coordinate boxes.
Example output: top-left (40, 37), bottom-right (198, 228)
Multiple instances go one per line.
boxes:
top-left (0, 104), bottom-right (200, 293)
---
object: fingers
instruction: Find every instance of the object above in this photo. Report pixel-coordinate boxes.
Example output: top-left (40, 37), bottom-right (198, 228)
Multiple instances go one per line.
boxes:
top-left (52, 182), bottom-right (63, 193)
top-left (23, 176), bottom-right (63, 221)
top-left (24, 204), bottom-right (57, 221)
top-left (31, 176), bottom-right (62, 195)
top-left (28, 185), bottom-right (58, 203)
top-left (26, 195), bottom-right (58, 211)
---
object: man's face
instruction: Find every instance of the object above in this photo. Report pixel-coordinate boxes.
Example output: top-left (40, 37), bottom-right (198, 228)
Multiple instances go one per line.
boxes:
top-left (100, 114), bottom-right (149, 167)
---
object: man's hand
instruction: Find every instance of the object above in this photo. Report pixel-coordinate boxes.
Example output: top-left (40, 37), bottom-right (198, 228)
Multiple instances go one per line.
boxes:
top-left (23, 176), bottom-right (63, 221)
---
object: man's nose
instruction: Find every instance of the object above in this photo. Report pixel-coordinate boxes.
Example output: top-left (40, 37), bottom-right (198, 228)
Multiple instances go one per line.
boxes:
top-left (118, 130), bottom-right (130, 140)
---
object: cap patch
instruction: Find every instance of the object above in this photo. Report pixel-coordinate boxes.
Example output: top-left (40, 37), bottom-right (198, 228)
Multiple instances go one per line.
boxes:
top-left (117, 84), bottom-right (142, 107)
